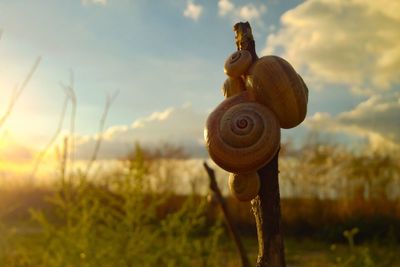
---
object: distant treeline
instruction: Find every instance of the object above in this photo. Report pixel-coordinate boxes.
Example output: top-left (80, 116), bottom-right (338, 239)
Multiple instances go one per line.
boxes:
top-left (0, 141), bottom-right (399, 244)
top-left (1, 188), bottom-right (399, 243)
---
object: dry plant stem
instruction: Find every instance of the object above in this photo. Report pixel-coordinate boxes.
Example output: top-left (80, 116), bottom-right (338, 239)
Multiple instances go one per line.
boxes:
top-left (30, 95), bottom-right (69, 181)
top-left (32, 74), bottom-right (76, 183)
top-left (0, 56), bottom-right (41, 129)
top-left (251, 151), bottom-right (286, 267)
top-left (203, 162), bottom-right (251, 267)
top-left (60, 71), bottom-right (77, 177)
top-left (85, 91), bottom-right (119, 177)
top-left (60, 137), bottom-right (69, 183)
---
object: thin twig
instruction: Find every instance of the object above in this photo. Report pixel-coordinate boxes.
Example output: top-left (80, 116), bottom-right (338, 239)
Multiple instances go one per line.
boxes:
top-left (203, 162), bottom-right (251, 267)
top-left (60, 137), bottom-right (69, 183)
top-left (30, 95), bottom-right (69, 181)
top-left (84, 90), bottom-right (119, 177)
top-left (60, 70), bottom-right (77, 176)
top-left (0, 56), bottom-right (41, 129)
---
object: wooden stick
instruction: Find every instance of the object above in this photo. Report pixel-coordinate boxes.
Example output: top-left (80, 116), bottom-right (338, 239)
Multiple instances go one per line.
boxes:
top-left (251, 151), bottom-right (286, 267)
top-left (234, 22), bottom-right (286, 267)
top-left (203, 162), bottom-right (251, 267)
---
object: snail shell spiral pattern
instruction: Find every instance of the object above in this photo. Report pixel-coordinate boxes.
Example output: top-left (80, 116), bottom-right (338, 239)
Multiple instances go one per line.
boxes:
top-left (224, 50), bottom-right (252, 78)
top-left (229, 172), bottom-right (260, 202)
top-left (205, 91), bottom-right (280, 173)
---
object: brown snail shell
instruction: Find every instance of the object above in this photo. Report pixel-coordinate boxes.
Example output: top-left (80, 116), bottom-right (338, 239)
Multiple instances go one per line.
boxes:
top-left (204, 91), bottom-right (280, 173)
top-left (222, 77), bottom-right (246, 98)
top-left (245, 56), bottom-right (308, 129)
top-left (229, 172), bottom-right (260, 201)
top-left (224, 50), bottom-right (252, 78)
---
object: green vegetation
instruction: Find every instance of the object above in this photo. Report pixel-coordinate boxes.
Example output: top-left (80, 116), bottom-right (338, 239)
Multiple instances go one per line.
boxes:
top-left (0, 145), bottom-right (224, 267)
top-left (0, 142), bottom-right (399, 266)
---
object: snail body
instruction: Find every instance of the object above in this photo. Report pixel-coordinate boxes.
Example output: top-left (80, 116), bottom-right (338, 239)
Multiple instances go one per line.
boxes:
top-left (229, 172), bottom-right (260, 201)
top-left (222, 77), bottom-right (246, 98)
top-left (204, 91), bottom-right (280, 173)
top-left (245, 56), bottom-right (308, 129)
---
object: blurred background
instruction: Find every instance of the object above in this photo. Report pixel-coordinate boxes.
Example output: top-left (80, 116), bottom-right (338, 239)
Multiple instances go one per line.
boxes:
top-left (0, 0), bottom-right (399, 266)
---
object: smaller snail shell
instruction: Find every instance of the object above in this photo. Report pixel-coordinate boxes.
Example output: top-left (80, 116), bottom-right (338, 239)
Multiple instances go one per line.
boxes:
top-left (229, 172), bottom-right (260, 201)
top-left (222, 77), bottom-right (246, 98)
top-left (224, 50), bottom-right (252, 78)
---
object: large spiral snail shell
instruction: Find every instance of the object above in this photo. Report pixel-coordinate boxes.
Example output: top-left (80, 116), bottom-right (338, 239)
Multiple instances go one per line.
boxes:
top-left (245, 56), bottom-right (308, 129)
top-left (229, 172), bottom-right (260, 201)
top-left (204, 91), bottom-right (280, 173)
top-left (224, 50), bottom-right (252, 78)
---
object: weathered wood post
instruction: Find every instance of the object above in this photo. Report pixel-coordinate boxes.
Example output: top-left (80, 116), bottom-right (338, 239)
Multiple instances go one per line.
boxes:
top-left (204, 22), bottom-right (308, 267)
top-left (252, 151), bottom-right (285, 267)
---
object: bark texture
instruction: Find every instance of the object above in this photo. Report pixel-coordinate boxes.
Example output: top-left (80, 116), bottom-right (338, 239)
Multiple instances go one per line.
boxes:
top-left (252, 151), bottom-right (286, 267)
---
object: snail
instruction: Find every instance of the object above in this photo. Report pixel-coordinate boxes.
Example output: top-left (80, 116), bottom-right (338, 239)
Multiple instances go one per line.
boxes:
top-left (221, 77), bottom-right (261, 202)
top-left (228, 172), bottom-right (260, 201)
top-left (205, 22), bottom-right (308, 202)
top-left (222, 77), bottom-right (246, 98)
top-left (244, 55), bottom-right (309, 129)
top-left (224, 50), bottom-right (252, 78)
top-left (204, 91), bottom-right (280, 174)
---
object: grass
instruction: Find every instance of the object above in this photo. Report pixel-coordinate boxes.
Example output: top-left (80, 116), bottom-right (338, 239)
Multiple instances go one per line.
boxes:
top-left (1, 183), bottom-right (400, 267)
top-left (1, 226), bottom-right (400, 267)
top-left (0, 143), bottom-right (399, 266)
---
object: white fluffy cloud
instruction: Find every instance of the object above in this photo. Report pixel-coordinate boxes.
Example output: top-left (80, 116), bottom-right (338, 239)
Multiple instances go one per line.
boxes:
top-left (306, 91), bottom-right (400, 150)
top-left (74, 104), bottom-right (208, 159)
top-left (218, 0), bottom-right (267, 24)
top-left (218, 0), bottom-right (234, 16)
top-left (183, 1), bottom-right (203, 21)
top-left (81, 0), bottom-right (107, 6)
top-left (263, 0), bottom-right (400, 94)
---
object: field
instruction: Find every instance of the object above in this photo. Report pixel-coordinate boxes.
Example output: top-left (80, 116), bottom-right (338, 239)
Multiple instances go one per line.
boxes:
top-left (0, 143), bottom-right (399, 267)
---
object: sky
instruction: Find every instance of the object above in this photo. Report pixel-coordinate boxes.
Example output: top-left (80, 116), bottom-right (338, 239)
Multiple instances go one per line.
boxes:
top-left (0, 0), bottom-right (399, 180)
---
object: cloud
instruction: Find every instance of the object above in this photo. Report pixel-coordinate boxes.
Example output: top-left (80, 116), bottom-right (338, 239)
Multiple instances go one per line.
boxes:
top-left (237, 3), bottom-right (266, 21)
top-left (262, 0), bottom-right (400, 94)
top-left (183, 1), bottom-right (203, 21)
top-left (218, 0), bottom-right (235, 16)
top-left (305, 91), bottom-right (400, 150)
top-left (218, 0), bottom-right (267, 24)
top-left (81, 0), bottom-right (107, 6)
top-left (74, 104), bottom-right (208, 159)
